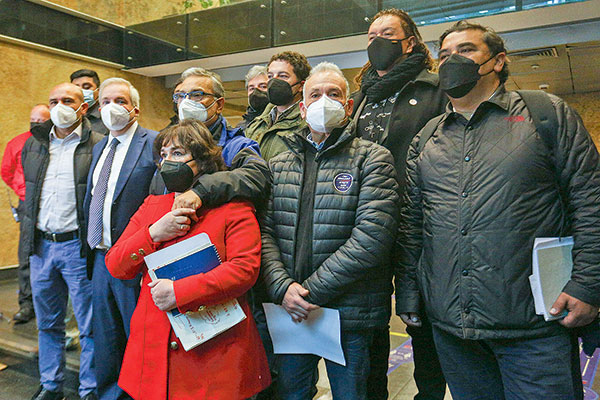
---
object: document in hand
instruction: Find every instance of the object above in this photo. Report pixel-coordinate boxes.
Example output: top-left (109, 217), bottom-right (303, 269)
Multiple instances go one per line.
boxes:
top-left (144, 232), bottom-right (246, 351)
top-left (529, 237), bottom-right (574, 322)
top-left (263, 303), bottom-right (346, 366)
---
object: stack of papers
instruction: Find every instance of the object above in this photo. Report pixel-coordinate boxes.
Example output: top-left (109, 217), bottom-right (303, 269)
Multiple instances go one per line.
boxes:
top-left (144, 233), bottom-right (246, 351)
top-left (529, 237), bottom-right (574, 321)
top-left (263, 303), bottom-right (346, 366)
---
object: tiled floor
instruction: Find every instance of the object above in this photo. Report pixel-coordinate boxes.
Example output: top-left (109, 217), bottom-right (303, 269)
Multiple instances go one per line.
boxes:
top-left (1, 273), bottom-right (599, 400)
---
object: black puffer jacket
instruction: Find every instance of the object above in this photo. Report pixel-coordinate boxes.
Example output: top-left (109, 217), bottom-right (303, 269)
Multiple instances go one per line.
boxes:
top-left (397, 88), bottom-right (600, 339)
top-left (261, 124), bottom-right (399, 330)
top-left (21, 118), bottom-right (103, 258)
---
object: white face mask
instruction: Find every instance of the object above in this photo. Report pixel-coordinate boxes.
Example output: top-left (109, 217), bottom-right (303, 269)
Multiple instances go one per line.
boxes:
top-left (178, 98), bottom-right (216, 123)
top-left (305, 95), bottom-right (347, 133)
top-left (82, 88), bottom-right (96, 106)
top-left (50, 102), bottom-right (82, 129)
top-left (101, 103), bottom-right (135, 132)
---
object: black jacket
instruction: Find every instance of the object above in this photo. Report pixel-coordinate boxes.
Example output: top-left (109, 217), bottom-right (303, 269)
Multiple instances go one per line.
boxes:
top-left (397, 88), bottom-right (600, 339)
top-left (86, 103), bottom-right (108, 135)
top-left (21, 118), bottom-right (103, 258)
top-left (351, 69), bottom-right (447, 191)
top-left (261, 124), bottom-right (400, 330)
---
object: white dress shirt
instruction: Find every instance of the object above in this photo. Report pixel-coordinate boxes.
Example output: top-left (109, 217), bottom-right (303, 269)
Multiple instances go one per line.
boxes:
top-left (37, 124), bottom-right (83, 233)
top-left (91, 122), bottom-right (138, 249)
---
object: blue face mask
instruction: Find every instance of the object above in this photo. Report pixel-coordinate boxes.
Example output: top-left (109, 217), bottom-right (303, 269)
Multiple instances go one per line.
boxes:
top-left (82, 88), bottom-right (97, 106)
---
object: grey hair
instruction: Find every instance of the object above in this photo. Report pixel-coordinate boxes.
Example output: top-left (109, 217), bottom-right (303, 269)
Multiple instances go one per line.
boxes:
top-left (302, 62), bottom-right (350, 100)
top-left (99, 77), bottom-right (140, 108)
top-left (244, 65), bottom-right (268, 88)
top-left (181, 67), bottom-right (225, 98)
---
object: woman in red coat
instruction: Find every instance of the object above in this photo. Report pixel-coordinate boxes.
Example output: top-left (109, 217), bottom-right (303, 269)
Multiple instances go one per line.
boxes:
top-left (105, 120), bottom-right (270, 400)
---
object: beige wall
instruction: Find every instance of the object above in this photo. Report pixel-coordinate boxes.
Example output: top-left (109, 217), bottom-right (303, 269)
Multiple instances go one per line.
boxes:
top-left (47, 0), bottom-right (211, 26)
top-left (562, 92), bottom-right (600, 150)
top-left (0, 40), bottom-right (172, 266)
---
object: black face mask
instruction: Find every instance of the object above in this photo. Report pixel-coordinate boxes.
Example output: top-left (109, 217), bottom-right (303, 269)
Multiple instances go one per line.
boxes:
top-left (367, 36), bottom-right (411, 71)
top-left (267, 78), bottom-right (300, 106)
top-left (160, 160), bottom-right (194, 193)
top-left (249, 89), bottom-right (269, 112)
top-left (438, 54), bottom-right (496, 98)
top-left (30, 122), bottom-right (45, 131)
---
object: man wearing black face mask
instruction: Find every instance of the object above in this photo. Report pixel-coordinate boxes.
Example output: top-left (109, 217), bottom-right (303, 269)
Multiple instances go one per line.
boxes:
top-left (351, 8), bottom-right (448, 400)
top-left (1, 104), bottom-right (50, 324)
top-left (398, 20), bottom-right (600, 399)
top-left (237, 65), bottom-right (269, 130)
top-left (246, 51), bottom-right (311, 162)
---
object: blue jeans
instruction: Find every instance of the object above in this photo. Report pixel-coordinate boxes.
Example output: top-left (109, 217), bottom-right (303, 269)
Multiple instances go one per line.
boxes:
top-left (30, 238), bottom-right (95, 397)
top-left (277, 329), bottom-right (384, 400)
top-left (432, 326), bottom-right (579, 400)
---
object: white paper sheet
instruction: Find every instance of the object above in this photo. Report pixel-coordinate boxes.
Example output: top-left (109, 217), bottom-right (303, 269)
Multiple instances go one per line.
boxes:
top-left (263, 303), bottom-right (346, 366)
top-left (529, 236), bottom-right (573, 321)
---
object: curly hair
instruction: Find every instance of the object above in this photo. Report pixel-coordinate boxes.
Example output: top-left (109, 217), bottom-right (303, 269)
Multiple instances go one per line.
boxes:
top-left (354, 8), bottom-right (434, 87)
top-left (269, 51), bottom-right (312, 81)
top-left (439, 20), bottom-right (510, 83)
top-left (154, 120), bottom-right (226, 176)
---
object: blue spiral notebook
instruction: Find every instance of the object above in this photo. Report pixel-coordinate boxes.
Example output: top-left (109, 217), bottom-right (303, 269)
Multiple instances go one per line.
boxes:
top-left (145, 232), bottom-right (222, 316)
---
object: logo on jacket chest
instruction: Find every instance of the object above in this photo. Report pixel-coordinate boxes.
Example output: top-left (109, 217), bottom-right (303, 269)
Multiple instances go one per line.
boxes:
top-left (333, 173), bottom-right (353, 193)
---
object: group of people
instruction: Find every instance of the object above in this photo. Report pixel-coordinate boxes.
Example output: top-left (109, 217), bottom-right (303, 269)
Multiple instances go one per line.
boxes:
top-left (1, 7), bottom-right (599, 400)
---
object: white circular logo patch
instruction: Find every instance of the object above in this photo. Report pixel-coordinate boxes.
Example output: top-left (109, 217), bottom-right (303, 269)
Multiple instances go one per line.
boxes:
top-left (333, 173), bottom-right (353, 193)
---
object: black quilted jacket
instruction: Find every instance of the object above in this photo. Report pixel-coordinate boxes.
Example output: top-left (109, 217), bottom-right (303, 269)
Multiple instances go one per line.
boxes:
top-left (397, 88), bottom-right (600, 339)
top-left (261, 124), bottom-right (400, 330)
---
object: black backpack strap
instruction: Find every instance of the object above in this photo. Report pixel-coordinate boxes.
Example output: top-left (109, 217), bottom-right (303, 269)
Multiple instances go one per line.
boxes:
top-left (516, 90), bottom-right (558, 153)
top-left (516, 90), bottom-right (569, 236)
top-left (417, 114), bottom-right (445, 154)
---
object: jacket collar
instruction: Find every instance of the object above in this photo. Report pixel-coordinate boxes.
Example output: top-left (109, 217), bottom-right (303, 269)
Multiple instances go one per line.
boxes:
top-left (87, 102), bottom-right (101, 120)
top-left (257, 102), bottom-right (302, 126)
top-left (443, 84), bottom-right (509, 121)
top-left (209, 115), bottom-right (243, 147)
top-left (284, 121), bottom-right (355, 159)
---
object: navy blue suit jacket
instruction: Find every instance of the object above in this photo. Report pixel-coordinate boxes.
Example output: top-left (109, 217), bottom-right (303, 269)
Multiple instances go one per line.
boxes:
top-left (84, 125), bottom-right (158, 278)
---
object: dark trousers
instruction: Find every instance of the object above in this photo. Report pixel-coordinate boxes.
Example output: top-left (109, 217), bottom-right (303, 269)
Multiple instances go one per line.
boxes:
top-left (16, 199), bottom-right (32, 308)
top-left (92, 250), bottom-right (139, 400)
top-left (277, 329), bottom-right (386, 400)
top-left (432, 326), bottom-right (580, 400)
top-left (366, 328), bottom-right (390, 400)
top-left (405, 313), bottom-right (446, 400)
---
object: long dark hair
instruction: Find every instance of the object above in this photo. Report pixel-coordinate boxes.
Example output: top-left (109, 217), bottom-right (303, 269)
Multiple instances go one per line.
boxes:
top-left (154, 120), bottom-right (226, 176)
top-left (355, 9), bottom-right (434, 88)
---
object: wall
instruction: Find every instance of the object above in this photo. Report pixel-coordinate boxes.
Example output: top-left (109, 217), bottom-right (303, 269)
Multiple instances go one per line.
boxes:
top-left (562, 91), bottom-right (600, 150)
top-left (0, 40), bottom-right (173, 266)
top-left (47, 0), bottom-right (221, 26)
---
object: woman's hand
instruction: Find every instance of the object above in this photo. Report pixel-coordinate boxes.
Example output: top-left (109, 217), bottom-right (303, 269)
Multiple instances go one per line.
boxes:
top-left (149, 279), bottom-right (177, 311)
top-left (148, 208), bottom-right (197, 243)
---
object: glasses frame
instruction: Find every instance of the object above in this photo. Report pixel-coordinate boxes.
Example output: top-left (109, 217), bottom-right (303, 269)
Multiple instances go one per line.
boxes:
top-left (172, 90), bottom-right (218, 103)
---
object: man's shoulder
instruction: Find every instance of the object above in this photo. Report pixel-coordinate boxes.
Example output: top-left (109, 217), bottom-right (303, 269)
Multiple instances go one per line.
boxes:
top-left (6, 131), bottom-right (32, 151)
top-left (135, 125), bottom-right (159, 141)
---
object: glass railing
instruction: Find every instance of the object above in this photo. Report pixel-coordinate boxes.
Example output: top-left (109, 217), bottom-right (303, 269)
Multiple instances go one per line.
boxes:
top-left (0, 0), bottom-right (122, 64)
top-left (0, 0), bottom-right (589, 69)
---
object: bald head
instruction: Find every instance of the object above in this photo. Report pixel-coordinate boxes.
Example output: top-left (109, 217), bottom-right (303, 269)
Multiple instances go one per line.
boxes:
top-left (30, 104), bottom-right (50, 123)
top-left (50, 83), bottom-right (84, 102)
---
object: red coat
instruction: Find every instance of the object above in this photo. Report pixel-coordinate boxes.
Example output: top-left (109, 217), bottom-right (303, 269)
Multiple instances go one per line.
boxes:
top-left (1, 131), bottom-right (31, 200)
top-left (105, 194), bottom-right (270, 400)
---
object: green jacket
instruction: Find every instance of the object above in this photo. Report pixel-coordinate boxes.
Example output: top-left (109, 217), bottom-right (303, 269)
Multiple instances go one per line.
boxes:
top-left (245, 103), bottom-right (306, 163)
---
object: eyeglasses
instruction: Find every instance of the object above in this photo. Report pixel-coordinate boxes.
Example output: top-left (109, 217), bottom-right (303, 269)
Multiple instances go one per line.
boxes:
top-left (172, 90), bottom-right (217, 103)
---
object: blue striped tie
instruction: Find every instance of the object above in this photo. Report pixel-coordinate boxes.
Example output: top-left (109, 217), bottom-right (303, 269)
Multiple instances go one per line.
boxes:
top-left (87, 138), bottom-right (119, 249)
